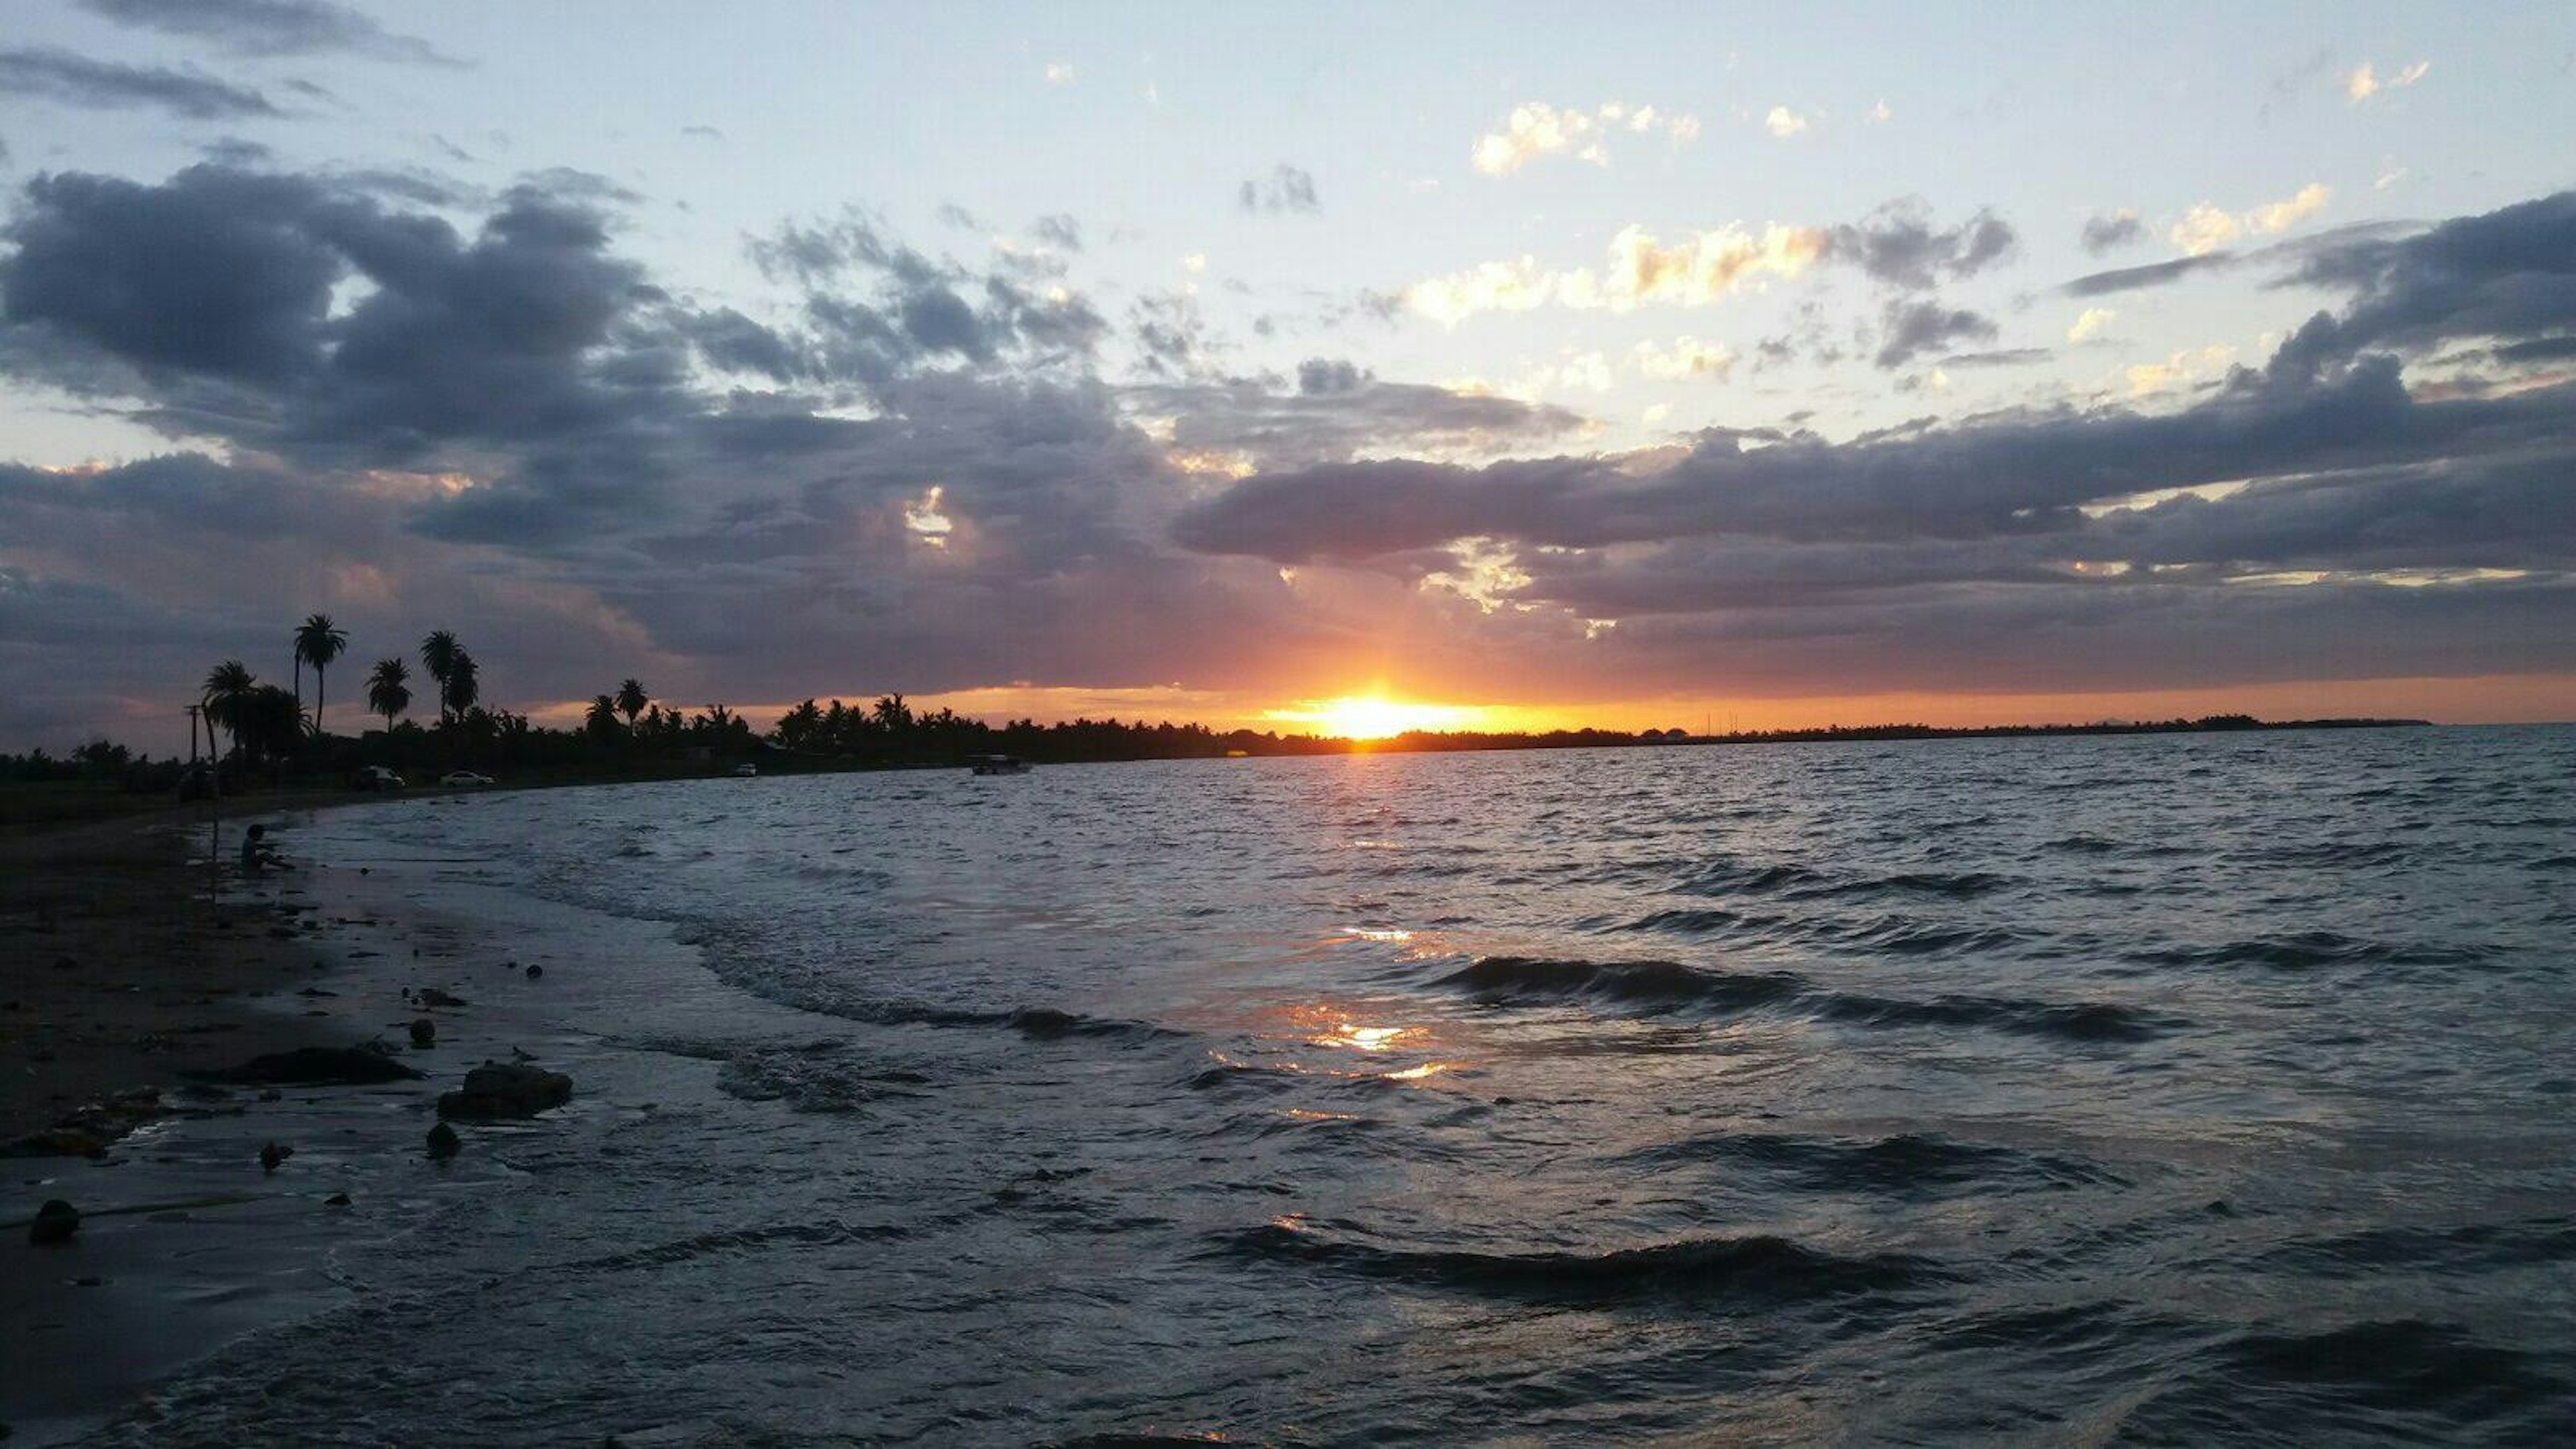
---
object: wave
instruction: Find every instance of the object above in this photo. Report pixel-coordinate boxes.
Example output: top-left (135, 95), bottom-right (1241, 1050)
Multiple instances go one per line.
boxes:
top-left (566, 1218), bottom-right (911, 1274)
top-left (1438, 956), bottom-right (1806, 1013)
top-left (2133, 931), bottom-right (2489, 971)
top-left (1617, 1130), bottom-right (2125, 1195)
top-left (2118, 1319), bottom-right (2571, 1441)
top-left (1213, 1221), bottom-right (1935, 1303)
top-left (1434, 956), bottom-right (2179, 1044)
top-left (2256, 1216), bottom-right (2576, 1277)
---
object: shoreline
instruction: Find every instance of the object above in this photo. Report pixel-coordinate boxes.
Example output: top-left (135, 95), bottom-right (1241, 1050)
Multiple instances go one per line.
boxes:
top-left (1, 799), bottom-right (586, 1442)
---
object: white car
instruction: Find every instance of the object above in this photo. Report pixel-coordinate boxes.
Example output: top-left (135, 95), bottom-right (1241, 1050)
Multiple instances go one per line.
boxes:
top-left (440, 771), bottom-right (496, 786)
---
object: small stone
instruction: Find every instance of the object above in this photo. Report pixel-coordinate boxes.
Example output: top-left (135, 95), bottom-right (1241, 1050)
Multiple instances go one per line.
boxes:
top-left (426, 1122), bottom-right (462, 1160)
top-left (409, 1018), bottom-right (437, 1049)
top-left (260, 1140), bottom-right (292, 1173)
top-left (29, 1199), bottom-right (78, 1245)
top-left (524, 964), bottom-right (543, 980)
top-left (323, 1192), bottom-right (352, 1208)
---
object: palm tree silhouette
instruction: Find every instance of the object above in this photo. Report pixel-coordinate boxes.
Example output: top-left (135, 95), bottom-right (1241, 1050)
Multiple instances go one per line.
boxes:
top-left (293, 614), bottom-right (349, 733)
top-left (445, 651), bottom-right (480, 718)
top-left (420, 631), bottom-right (460, 725)
top-left (202, 660), bottom-right (256, 759)
top-left (615, 678), bottom-right (649, 729)
top-left (585, 694), bottom-right (623, 739)
top-left (366, 657), bottom-right (411, 734)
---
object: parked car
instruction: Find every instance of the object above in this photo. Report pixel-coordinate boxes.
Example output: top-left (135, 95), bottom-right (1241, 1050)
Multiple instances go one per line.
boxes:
top-left (353, 765), bottom-right (405, 792)
top-left (440, 771), bottom-right (496, 787)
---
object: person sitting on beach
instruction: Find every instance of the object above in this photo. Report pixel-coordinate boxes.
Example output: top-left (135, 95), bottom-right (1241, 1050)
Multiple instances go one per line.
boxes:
top-left (239, 824), bottom-right (290, 874)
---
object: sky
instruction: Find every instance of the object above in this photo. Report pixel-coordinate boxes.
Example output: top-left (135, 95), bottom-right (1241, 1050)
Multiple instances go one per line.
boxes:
top-left (1, 0), bottom-right (2573, 751)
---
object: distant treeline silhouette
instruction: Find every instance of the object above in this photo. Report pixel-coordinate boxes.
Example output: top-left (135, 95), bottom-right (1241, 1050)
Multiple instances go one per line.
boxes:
top-left (0, 612), bottom-right (2431, 789)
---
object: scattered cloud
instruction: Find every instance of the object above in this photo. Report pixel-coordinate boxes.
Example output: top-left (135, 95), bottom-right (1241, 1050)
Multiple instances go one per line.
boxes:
top-left (1405, 222), bottom-right (1827, 326)
top-left (2068, 307), bottom-right (2118, 342)
top-left (77, 0), bottom-right (462, 64)
top-left (1825, 199), bottom-right (2018, 289)
top-left (1633, 336), bottom-right (1737, 382)
top-left (1044, 61), bottom-right (1075, 84)
top-left (1874, 298), bottom-right (1996, 368)
top-left (2171, 182), bottom-right (2330, 255)
top-left (1470, 100), bottom-right (1702, 175)
top-left (1868, 99), bottom-right (1893, 123)
top-left (1239, 164), bottom-right (1320, 215)
top-left (0, 46), bottom-right (282, 120)
top-left (1765, 106), bottom-right (1810, 138)
top-left (2345, 58), bottom-right (2430, 103)
top-left (2081, 210), bottom-right (2145, 254)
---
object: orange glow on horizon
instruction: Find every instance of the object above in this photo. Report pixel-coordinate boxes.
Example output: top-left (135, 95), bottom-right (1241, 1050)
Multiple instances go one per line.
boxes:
top-left (1265, 694), bottom-right (1485, 739)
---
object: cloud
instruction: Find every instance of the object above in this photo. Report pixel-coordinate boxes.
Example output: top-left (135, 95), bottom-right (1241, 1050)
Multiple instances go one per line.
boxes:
top-left (1764, 106), bottom-right (1809, 138)
top-left (1032, 213), bottom-right (1083, 250)
top-left (2346, 59), bottom-right (2430, 103)
top-left (1131, 369), bottom-right (1589, 470)
top-left (1469, 101), bottom-right (1701, 175)
top-left (1873, 298), bottom-right (1996, 368)
top-left (1868, 100), bottom-right (1893, 123)
top-left (0, 46), bottom-right (282, 119)
top-left (1404, 220), bottom-right (1842, 325)
top-left (2170, 182), bottom-right (2330, 256)
top-left (1044, 61), bottom-right (1074, 84)
top-left (1171, 189), bottom-right (2576, 700)
top-left (2081, 210), bottom-right (2145, 254)
top-left (1825, 199), bottom-right (2019, 289)
top-left (2068, 307), bottom-right (2117, 342)
top-left (2063, 252), bottom-right (2243, 297)
top-left (1238, 164), bottom-right (1320, 215)
top-left (1632, 337), bottom-right (1737, 382)
top-left (1403, 199), bottom-right (2015, 326)
top-left (5, 156), bottom-right (2570, 748)
top-left (77, 0), bottom-right (462, 64)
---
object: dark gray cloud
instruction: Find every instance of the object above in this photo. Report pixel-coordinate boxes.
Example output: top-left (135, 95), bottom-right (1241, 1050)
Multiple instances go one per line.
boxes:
top-left (1874, 298), bottom-right (1997, 368)
top-left (2265, 190), bottom-right (2576, 382)
top-left (78, 0), bottom-right (461, 64)
top-left (1827, 200), bottom-right (2018, 289)
top-left (1939, 347), bottom-right (2053, 368)
top-left (0, 46), bottom-right (282, 119)
top-left (2080, 211), bottom-right (2146, 254)
top-left (2063, 252), bottom-right (2243, 297)
top-left (1132, 370), bottom-right (1587, 469)
top-left (1239, 164), bottom-right (1320, 215)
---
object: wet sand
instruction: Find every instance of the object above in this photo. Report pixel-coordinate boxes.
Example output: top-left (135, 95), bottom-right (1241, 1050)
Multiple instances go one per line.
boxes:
top-left (1, 798), bottom-right (576, 1443)
top-left (0, 802), bottom-right (358, 1144)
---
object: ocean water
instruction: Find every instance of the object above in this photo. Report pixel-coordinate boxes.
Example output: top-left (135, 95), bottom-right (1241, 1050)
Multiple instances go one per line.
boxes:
top-left (105, 727), bottom-right (2576, 1444)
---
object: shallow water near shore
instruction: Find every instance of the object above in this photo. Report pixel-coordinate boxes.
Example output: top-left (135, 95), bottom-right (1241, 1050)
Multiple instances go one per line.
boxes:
top-left (70, 727), bottom-right (2576, 1442)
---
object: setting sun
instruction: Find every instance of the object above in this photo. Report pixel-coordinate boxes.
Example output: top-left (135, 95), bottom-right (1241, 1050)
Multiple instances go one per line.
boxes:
top-left (1267, 696), bottom-right (1484, 739)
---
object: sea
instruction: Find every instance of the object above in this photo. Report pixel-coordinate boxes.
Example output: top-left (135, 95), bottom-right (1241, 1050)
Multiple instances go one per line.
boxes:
top-left (83, 725), bottom-right (2576, 1444)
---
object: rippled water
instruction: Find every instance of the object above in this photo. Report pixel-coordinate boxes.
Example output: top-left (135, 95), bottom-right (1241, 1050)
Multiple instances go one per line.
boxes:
top-left (116, 727), bottom-right (2576, 1444)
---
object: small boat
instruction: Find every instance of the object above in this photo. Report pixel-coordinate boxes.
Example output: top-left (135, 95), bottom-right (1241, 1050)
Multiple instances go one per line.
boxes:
top-left (967, 754), bottom-right (1032, 775)
top-left (732, 762), bottom-right (759, 777)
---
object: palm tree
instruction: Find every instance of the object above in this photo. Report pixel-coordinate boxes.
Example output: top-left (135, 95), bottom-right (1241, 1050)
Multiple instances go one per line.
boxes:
top-left (420, 631), bottom-right (460, 725)
top-left (293, 614), bottom-right (349, 733)
top-left (615, 678), bottom-right (649, 728)
top-left (202, 660), bottom-right (256, 759)
top-left (366, 657), bottom-right (411, 733)
top-left (585, 694), bottom-right (623, 741)
top-left (445, 651), bottom-right (480, 718)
